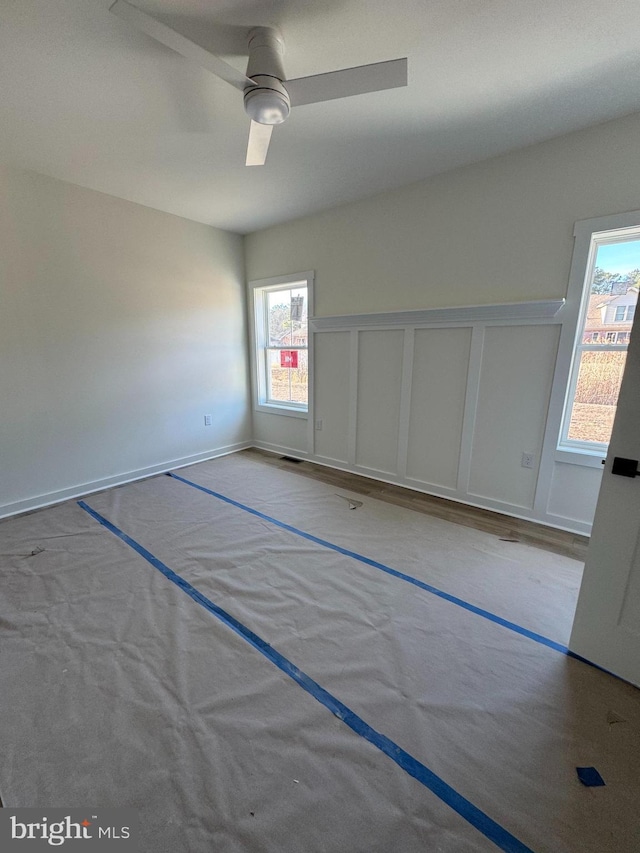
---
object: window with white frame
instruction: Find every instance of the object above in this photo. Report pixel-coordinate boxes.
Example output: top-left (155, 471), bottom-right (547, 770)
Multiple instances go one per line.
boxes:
top-left (559, 225), bottom-right (640, 453)
top-left (250, 272), bottom-right (313, 416)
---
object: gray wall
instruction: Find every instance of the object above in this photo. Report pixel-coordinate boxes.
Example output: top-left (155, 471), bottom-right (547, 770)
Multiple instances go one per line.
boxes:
top-left (0, 168), bottom-right (251, 516)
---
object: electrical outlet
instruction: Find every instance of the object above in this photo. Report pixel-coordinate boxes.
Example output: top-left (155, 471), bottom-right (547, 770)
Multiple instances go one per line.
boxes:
top-left (204, 414), bottom-right (212, 426)
top-left (521, 452), bottom-right (535, 469)
top-left (315, 419), bottom-right (323, 431)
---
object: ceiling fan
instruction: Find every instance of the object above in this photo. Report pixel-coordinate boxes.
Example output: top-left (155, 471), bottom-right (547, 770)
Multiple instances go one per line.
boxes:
top-left (110, 1), bottom-right (408, 166)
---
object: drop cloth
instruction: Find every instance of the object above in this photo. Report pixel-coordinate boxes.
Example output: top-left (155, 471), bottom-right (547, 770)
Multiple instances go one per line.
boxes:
top-left (1, 453), bottom-right (639, 852)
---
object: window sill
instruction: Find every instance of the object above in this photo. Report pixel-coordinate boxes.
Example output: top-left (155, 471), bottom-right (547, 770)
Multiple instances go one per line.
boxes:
top-left (255, 403), bottom-right (308, 419)
top-left (555, 448), bottom-right (606, 469)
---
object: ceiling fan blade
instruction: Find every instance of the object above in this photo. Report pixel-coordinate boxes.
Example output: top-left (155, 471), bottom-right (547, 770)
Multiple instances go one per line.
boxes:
top-left (286, 57), bottom-right (407, 107)
top-left (110, 0), bottom-right (253, 92)
top-left (246, 121), bottom-right (273, 166)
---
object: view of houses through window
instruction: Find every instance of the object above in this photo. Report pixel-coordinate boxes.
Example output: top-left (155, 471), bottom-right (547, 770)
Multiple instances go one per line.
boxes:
top-left (265, 285), bottom-right (309, 407)
top-left (563, 237), bottom-right (639, 447)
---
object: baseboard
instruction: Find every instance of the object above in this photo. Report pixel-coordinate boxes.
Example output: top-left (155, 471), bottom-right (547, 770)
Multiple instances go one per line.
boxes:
top-left (251, 440), bottom-right (310, 461)
top-left (353, 465), bottom-right (591, 537)
top-left (2, 439), bottom-right (592, 539)
top-left (313, 454), bottom-right (351, 471)
top-left (249, 445), bottom-right (592, 538)
top-left (0, 441), bottom-right (252, 520)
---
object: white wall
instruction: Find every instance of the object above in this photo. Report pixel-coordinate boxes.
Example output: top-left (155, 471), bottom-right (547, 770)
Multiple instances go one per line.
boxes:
top-left (0, 167), bottom-right (251, 517)
top-left (244, 111), bottom-right (640, 533)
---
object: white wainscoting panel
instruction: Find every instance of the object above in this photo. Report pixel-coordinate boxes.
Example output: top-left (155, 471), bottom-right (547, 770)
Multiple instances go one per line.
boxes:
top-left (406, 327), bottom-right (472, 489)
top-left (468, 324), bottom-right (560, 509)
top-left (308, 310), bottom-right (598, 534)
top-left (546, 461), bottom-right (603, 525)
top-left (314, 331), bottom-right (351, 464)
top-left (355, 330), bottom-right (404, 474)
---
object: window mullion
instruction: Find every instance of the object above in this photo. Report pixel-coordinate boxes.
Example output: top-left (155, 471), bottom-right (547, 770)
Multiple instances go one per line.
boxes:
top-left (578, 343), bottom-right (628, 353)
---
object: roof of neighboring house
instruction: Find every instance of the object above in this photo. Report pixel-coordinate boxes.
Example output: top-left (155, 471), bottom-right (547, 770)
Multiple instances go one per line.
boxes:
top-left (273, 329), bottom-right (308, 345)
top-left (583, 287), bottom-right (637, 330)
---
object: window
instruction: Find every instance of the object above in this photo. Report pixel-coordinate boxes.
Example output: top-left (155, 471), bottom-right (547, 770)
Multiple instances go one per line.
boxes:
top-left (614, 304), bottom-right (635, 322)
top-left (250, 272), bottom-right (314, 416)
top-left (559, 226), bottom-right (640, 452)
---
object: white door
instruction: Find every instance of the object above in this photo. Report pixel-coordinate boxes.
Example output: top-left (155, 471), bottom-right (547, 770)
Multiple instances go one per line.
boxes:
top-left (569, 317), bottom-right (640, 686)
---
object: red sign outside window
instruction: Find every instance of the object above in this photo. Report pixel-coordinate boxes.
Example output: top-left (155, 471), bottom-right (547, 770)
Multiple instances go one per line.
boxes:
top-left (280, 350), bottom-right (298, 368)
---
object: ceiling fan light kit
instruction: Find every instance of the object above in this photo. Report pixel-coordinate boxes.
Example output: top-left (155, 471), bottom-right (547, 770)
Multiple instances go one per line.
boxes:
top-left (243, 79), bottom-right (291, 125)
top-left (243, 28), bottom-right (290, 126)
top-left (110, 1), bottom-right (408, 166)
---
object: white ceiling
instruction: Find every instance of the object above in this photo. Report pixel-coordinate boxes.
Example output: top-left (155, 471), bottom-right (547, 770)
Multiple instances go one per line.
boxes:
top-left (2, 1), bottom-right (640, 234)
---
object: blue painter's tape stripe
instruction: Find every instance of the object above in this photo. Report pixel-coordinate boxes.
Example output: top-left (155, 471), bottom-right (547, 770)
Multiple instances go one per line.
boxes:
top-left (167, 471), bottom-right (569, 655)
top-left (78, 499), bottom-right (536, 853)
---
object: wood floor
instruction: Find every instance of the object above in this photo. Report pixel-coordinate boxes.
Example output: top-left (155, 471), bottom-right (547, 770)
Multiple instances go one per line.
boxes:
top-left (244, 448), bottom-right (589, 562)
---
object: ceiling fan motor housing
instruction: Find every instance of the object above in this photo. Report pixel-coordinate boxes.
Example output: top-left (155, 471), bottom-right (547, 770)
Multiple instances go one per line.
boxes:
top-left (244, 27), bottom-right (291, 125)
